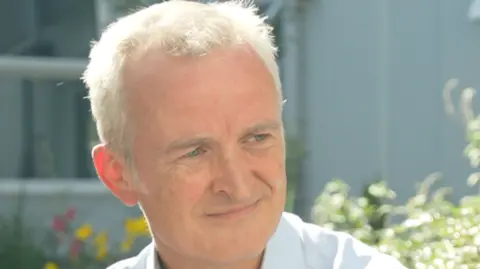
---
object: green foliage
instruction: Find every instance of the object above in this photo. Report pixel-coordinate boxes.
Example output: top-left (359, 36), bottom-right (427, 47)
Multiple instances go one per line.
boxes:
top-left (285, 138), bottom-right (305, 212)
top-left (0, 214), bottom-right (48, 269)
top-left (0, 209), bottom-right (130, 269)
top-left (313, 176), bottom-right (480, 268)
top-left (312, 178), bottom-right (395, 246)
top-left (465, 114), bottom-right (480, 187)
top-left (0, 197), bottom-right (125, 269)
top-left (0, 190), bottom-right (48, 268)
top-left (312, 82), bottom-right (480, 268)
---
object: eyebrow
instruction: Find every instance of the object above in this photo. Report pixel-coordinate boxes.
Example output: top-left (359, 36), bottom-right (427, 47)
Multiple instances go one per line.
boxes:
top-left (241, 120), bottom-right (282, 137)
top-left (166, 136), bottom-right (211, 154)
top-left (165, 120), bottom-right (282, 153)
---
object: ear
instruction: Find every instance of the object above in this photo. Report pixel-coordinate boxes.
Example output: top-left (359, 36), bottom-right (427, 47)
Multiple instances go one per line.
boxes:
top-left (92, 144), bottom-right (139, 206)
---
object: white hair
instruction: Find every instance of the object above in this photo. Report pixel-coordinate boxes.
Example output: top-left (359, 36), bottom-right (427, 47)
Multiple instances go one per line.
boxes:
top-left (82, 0), bottom-right (281, 156)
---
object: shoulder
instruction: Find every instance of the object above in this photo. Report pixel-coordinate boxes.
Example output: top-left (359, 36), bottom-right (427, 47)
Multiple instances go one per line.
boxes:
top-left (280, 212), bottom-right (407, 269)
top-left (106, 257), bottom-right (138, 269)
top-left (106, 243), bottom-right (153, 269)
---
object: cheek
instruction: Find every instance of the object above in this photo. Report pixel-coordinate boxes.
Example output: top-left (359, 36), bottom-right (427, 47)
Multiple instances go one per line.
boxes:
top-left (250, 147), bottom-right (286, 185)
top-left (161, 168), bottom-right (212, 209)
top-left (180, 180), bottom-right (209, 205)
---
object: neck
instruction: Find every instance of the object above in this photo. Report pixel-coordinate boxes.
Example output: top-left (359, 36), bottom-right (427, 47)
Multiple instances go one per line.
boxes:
top-left (155, 246), bottom-right (264, 269)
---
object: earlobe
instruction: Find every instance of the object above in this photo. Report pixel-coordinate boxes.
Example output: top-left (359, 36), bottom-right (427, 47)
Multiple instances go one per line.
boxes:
top-left (92, 144), bottom-right (139, 206)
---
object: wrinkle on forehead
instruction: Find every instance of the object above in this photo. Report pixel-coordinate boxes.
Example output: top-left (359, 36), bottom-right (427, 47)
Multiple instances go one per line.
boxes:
top-left (122, 44), bottom-right (280, 148)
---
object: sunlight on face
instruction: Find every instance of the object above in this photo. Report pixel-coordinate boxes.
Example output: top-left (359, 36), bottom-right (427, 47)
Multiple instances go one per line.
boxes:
top-left (123, 45), bottom-right (287, 265)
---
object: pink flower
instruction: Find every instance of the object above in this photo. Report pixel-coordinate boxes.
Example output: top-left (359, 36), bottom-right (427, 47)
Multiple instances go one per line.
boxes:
top-left (65, 208), bottom-right (76, 221)
top-left (51, 216), bottom-right (65, 232)
top-left (70, 239), bottom-right (83, 257)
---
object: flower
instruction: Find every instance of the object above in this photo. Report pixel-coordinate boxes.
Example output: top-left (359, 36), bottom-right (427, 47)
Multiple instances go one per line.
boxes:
top-left (43, 262), bottom-right (59, 269)
top-left (94, 231), bottom-right (109, 260)
top-left (51, 216), bottom-right (66, 233)
top-left (94, 231), bottom-right (108, 246)
top-left (124, 217), bottom-right (149, 235)
top-left (96, 246), bottom-right (108, 260)
top-left (75, 224), bottom-right (93, 241)
top-left (121, 216), bottom-right (149, 253)
top-left (70, 239), bottom-right (83, 258)
top-left (120, 234), bottom-right (135, 253)
top-left (64, 207), bottom-right (76, 221)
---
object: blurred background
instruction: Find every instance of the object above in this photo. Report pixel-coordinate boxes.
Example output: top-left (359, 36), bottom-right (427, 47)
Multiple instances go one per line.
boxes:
top-left (1, 0), bottom-right (480, 268)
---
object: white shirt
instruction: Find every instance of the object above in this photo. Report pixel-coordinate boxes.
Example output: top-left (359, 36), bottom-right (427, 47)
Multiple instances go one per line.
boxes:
top-left (108, 212), bottom-right (407, 269)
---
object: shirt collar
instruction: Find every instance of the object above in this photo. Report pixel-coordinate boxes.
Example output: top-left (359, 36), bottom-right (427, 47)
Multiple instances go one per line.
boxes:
top-left (261, 213), bottom-right (305, 268)
top-left (149, 213), bottom-right (304, 269)
top-left (142, 243), bottom-right (158, 269)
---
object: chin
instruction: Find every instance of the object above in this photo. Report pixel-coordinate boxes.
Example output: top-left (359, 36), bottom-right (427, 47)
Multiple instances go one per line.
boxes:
top-left (200, 242), bottom-right (265, 266)
top-left (200, 211), bottom-right (279, 259)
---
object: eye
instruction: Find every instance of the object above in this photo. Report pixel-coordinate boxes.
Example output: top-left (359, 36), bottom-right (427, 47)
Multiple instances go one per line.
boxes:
top-left (247, 133), bottom-right (271, 143)
top-left (183, 147), bottom-right (207, 158)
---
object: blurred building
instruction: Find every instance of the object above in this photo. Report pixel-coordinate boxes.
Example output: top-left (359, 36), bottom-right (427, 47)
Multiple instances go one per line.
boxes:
top-left (0, 0), bottom-right (286, 237)
top-left (1, 0), bottom-right (480, 228)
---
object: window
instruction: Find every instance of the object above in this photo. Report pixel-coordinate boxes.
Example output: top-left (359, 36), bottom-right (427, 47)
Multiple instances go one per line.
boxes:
top-left (469, 0), bottom-right (480, 22)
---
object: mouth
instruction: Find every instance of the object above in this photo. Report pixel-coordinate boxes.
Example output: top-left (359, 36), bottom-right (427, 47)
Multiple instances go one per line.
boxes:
top-left (206, 200), bottom-right (260, 220)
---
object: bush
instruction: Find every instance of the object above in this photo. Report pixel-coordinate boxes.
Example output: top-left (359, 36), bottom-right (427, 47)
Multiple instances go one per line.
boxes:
top-left (0, 203), bottom-right (150, 269)
top-left (313, 176), bottom-right (480, 268)
top-left (0, 214), bottom-right (48, 269)
top-left (312, 82), bottom-right (480, 268)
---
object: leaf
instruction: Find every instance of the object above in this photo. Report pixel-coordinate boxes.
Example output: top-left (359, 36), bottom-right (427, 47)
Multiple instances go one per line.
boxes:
top-left (467, 173), bottom-right (480, 187)
top-left (460, 196), bottom-right (480, 208)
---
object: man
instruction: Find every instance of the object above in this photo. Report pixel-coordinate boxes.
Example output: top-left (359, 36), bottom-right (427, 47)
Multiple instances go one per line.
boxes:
top-left (83, 1), bottom-right (407, 268)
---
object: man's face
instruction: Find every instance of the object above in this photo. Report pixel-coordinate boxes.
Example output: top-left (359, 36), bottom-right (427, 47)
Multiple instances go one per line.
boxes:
top-left (122, 46), bottom-right (286, 264)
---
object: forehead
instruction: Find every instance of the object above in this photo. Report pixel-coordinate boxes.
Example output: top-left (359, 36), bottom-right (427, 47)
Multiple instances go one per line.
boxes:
top-left (124, 45), bottom-right (276, 93)
top-left (123, 46), bottom-right (280, 132)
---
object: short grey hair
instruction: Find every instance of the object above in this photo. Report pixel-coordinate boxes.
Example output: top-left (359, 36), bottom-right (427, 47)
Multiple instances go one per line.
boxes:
top-left (82, 0), bottom-right (281, 156)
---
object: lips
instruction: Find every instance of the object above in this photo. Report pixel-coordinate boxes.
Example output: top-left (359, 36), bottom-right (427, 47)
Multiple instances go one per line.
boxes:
top-left (206, 200), bottom-right (260, 219)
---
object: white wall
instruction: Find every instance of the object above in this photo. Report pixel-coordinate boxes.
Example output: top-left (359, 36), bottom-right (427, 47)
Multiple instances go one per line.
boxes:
top-left (294, 0), bottom-right (480, 219)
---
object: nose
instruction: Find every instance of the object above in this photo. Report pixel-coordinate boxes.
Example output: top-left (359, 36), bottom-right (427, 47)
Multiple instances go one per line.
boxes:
top-left (211, 150), bottom-right (254, 202)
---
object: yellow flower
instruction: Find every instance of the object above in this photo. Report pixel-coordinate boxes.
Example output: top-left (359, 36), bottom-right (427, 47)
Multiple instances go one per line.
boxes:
top-left (124, 217), bottom-right (149, 235)
top-left (120, 235), bottom-right (135, 253)
top-left (43, 262), bottom-right (59, 269)
top-left (121, 216), bottom-right (149, 254)
top-left (93, 231), bottom-right (109, 260)
top-left (94, 231), bottom-right (108, 246)
top-left (75, 224), bottom-right (93, 241)
top-left (96, 246), bottom-right (108, 260)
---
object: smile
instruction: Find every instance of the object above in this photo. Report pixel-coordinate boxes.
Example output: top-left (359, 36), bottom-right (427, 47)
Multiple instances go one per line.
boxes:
top-left (206, 200), bottom-right (260, 220)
